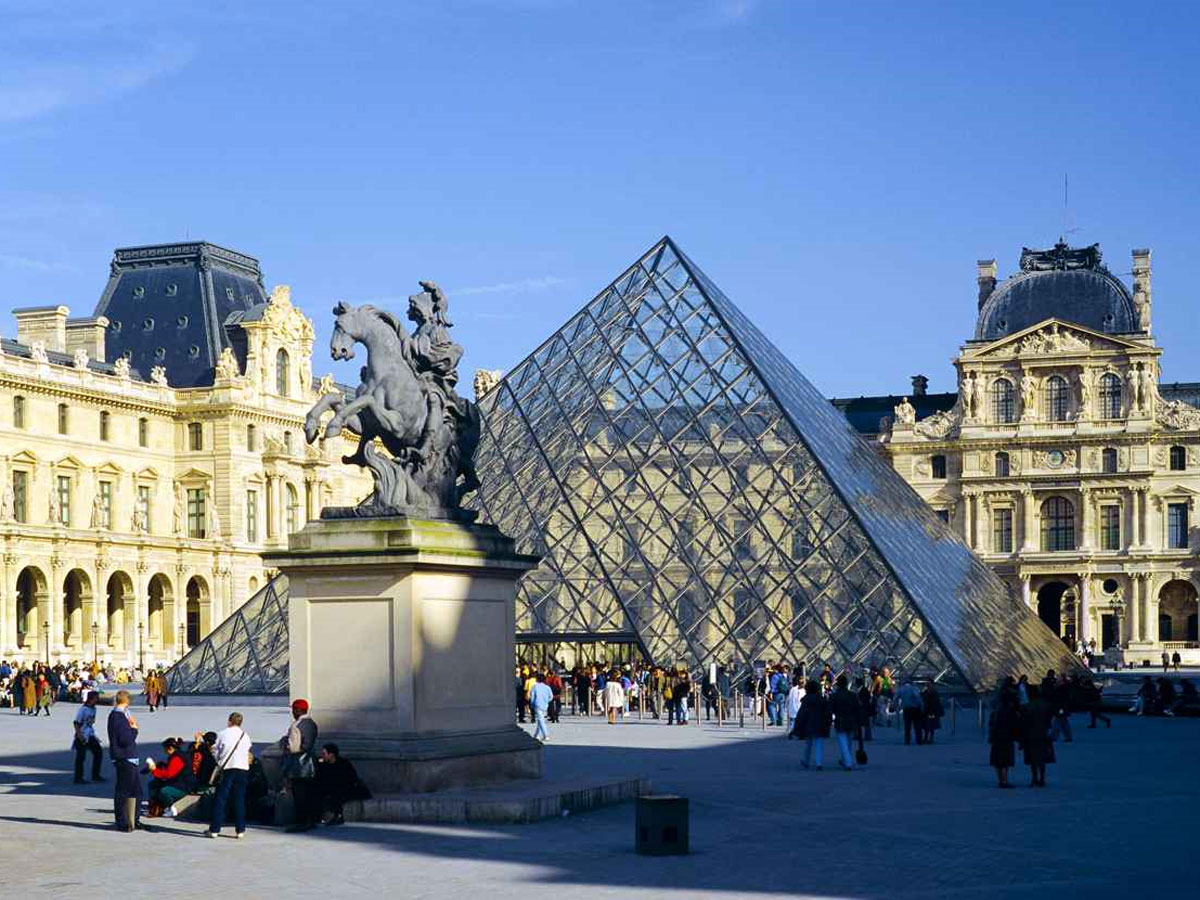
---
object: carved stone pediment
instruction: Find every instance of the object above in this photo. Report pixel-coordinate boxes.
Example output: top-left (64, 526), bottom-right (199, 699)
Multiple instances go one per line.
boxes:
top-left (964, 318), bottom-right (1144, 360)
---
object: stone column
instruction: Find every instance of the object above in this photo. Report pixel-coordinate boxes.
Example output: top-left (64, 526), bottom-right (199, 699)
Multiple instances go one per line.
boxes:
top-left (1080, 488), bottom-right (1094, 550)
top-left (963, 492), bottom-right (974, 549)
top-left (1129, 574), bottom-right (1141, 643)
top-left (1130, 488), bottom-right (1142, 548)
top-left (1, 554), bottom-right (15, 653)
top-left (1146, 575), bottom-right (1159, 645)
top-left (1021, 488), bottom-right (1035, 552)
top-left (1079, 575), bottom-right (1091, 645)
top-left (1021, 575), bottom-right (1032, 610)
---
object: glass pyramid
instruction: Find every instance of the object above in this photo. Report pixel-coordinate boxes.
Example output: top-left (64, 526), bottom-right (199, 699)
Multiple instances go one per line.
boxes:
top-left (167, 577), bottom-right (290, 694)
top-left (470, 237), bottom-right (1081, 692)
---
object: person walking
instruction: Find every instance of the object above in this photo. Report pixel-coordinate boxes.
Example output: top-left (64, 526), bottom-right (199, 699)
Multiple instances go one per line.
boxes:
top-left (145, 671), bottom-right (159, 713)
top-left (281, 699), bottom-right (320, 833)
top-left (1083, 679), bottom-right (1112, 728)
top-left (530, 673), bottom-right (553, 741)
top-left (895, 679), bottom-right (924, 745)
top-left (828, 675), bottom-right (859, 770)
top-left (921, 682), bottom-right (944, 745)
top-left (1172, 651), bottom-right (1182, 672)
top-left (1161, 651), bottom-right (1170, 673)
top-left (207, 712), bottom-right (251, 839)
top-left (855, 677), bottom-right (874, 741)
top-left (1019, 684), bottom-right (1054, 787)
top-left (603, 670), bottom-right (625, 725)
top-left (796, 680), bottom-right (830, 770)
top-left (72, 691), bottom-right (105, 784)
top-left (36, 673), bottom-right (52, 716)
top-left (786, 677), bottom-right (806, 739)
top-left (106, 690), bottom-right (143, 832)
top-left (988, 689), bottom-right (1018, 789)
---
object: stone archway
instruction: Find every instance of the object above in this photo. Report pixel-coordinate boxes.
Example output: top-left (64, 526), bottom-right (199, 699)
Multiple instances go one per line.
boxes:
top-left (106, 571), bottom-right (135, 652)
top-left (16, 565), bottom-right (48, 652)
top-left (1037, 581), bottom-right (1071, 637)
top-left (186, 575), bottom-right (210, 646)
top-left (62, 569), bottom-right (92, 651)
top-left (1159, 579), bottom-right (1199, 643)
top-left (148, 573), bottom-right (174, 652)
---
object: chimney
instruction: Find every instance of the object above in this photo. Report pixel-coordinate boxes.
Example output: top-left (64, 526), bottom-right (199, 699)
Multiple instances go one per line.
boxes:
top-left (14, 305), bottom-right (70, 352)
top-left (977, 259), bottom-right (997, 310)
top-left (1131, 248), bottom-right (1151, 331)
top-left (911, 374), bottom-right (929, 397)
top-left (65, 316), bottom-right (109, 363)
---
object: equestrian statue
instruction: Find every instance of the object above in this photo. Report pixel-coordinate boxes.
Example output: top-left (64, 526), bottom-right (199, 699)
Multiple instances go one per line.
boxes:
top-left (304, 281), bottom-right (481, 518)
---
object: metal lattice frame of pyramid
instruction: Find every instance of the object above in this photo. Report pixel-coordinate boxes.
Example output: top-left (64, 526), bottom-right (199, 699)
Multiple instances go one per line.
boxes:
top-left (167, 576), bottom-right (290, 695)
top-left (469, 236), bottom-right (1082, 692)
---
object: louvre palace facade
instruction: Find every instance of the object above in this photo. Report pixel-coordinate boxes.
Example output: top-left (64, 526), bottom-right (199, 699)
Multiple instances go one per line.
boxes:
top-left (837, 242), bottom-right (1200, 665)
top-left (0, 242), bottom-right (368, 669)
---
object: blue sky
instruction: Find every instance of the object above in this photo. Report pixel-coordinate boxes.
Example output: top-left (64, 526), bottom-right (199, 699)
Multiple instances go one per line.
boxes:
top-left (2, 1), bottom-right (1198, 396)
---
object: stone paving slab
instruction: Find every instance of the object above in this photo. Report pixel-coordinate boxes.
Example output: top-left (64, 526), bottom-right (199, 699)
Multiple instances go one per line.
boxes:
top-left (0, 703), bottom-right (1195, 899)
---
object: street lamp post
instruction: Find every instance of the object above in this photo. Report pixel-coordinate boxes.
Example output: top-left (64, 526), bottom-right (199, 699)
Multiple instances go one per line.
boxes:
top-left (137, 622), bottom-right (145, 672)
top-left (91, 620), bottom-right (99, 664)
top-left (42, 619), bottom-right (50, 664)
top-left (178, 623), bottom-right (186, 659)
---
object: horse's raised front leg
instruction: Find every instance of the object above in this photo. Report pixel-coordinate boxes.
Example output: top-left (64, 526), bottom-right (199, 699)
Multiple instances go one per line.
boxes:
top-left (304, 393), bottom-right (341, 443)
top-left (325, 393), bottom-right (372, 440)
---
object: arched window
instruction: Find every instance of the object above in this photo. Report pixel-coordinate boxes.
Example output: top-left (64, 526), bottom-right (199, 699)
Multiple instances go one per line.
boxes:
top-left (1102, 448), bottom-right (1118, 474)
top-left (1045, 375), bottom-right (1069, 422)
top-left (276, 348), bottom-right (290, 397)
top-left (931, 455), bottom-right (947, 479)
top-left (1041, 496), bottom-right (1076, 552)
top-left (991, 378), bottom-right (1015, 424)
top-left (1099, 373), bottom-right (1122, 419)
top-left (995, 451), bottom-right (1010, 477)
top-left (1169, 445), bottom-right (1186, 471)
top-left (285, 483), bottom-right (300, 534)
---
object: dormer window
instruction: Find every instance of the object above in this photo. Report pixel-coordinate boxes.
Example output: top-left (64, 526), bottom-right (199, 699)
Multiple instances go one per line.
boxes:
top-left (133, 286), bottom-right (145, 299)
top-left (165, 283), bottom-right (178, 297)
top-left (225, 287), bottom-right (235, 300)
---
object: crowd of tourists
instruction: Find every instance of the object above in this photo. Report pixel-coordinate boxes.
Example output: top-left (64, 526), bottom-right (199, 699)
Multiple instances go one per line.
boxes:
top-left (1, 659), bottom-right (173, 715)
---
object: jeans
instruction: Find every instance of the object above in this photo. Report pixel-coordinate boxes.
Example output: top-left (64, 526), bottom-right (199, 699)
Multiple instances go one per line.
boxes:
top-left (803, 737), bottom-right (824, 768)
top-left (210, 768), bottom-right (248, 834)
top-left (533, 708), bottom-right (548, 740)
top-left (835, 731), bottom-right (854, 768)
top-left (1050, 713), bottom-right (1072, 742)
top-left (767, 696), bottom-right (783, 726)
top-left (113, 760), bottom-right (142, 829)
top-left (74, 736), bottom-right (103, 781)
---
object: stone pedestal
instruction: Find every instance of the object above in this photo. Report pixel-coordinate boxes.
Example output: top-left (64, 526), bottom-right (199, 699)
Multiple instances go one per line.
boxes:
top-left (265, 515), bottom-right (541, 794)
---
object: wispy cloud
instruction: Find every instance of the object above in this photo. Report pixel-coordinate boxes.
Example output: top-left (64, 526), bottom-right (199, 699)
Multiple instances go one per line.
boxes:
top-left (708, 0), bottom-right (761, 23)
top-left (0, 254), bottom-right (73, 272)
top-left (0, 48), bottom-right (194, 123)
top-left (452, 275), bottom-right (569, 297)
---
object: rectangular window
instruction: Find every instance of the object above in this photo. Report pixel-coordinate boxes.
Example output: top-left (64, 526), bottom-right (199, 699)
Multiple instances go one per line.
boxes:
top-left (732, 518), bottom-right (752, 560)
top-left (246, 489), bottom-right (259, 542)
top-left (98, 480), bottom-right (112, 529)
top-left (12, 471), bottom-right (27, 523)
top-left (1168, 502), bottom-right (1189, 549)
top-left (137, 485), bottom-right (152, 533)
top-left (138, 418), bottom-right (149, 448)
top-left (931, 455), bottom-right (947, 479)
top-left (992, 508), bottom-right (1013, 553)
top-left (57, 475), bottom-right (71, 526)
top-left (187, 488), bottom-right (206, 539)
top-left (188, 422), bottom-right (203, 451)
top-left (936, 509), bottom-right (950, 523)
top-left (1101, 505), bottom-right (1121, 551)
top-left (58, 404), bottom-right (69, 435)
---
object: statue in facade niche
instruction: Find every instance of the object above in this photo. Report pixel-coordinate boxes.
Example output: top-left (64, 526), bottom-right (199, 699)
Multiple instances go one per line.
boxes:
top-left (1078, 373), bottom-right (1092, 415)
top-left (304, 281), bottom-right (482, 518)
top-left (0, 483), bottom-right (14, 522)
top-left (1020, 373), bottom-right (1038, 417)
top-left (1127, 366), bottom-right (1143, 413)
top-left (893, 397), bottom-right (916, 425)
top-left (90, 491), bottom-right (106, 529)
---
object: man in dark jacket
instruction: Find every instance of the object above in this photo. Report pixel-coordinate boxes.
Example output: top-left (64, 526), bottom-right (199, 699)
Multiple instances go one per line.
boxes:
top-left (315, 743), bottom-right (370, 825)
top-left (829, 675), bottom-right (859, 770)
top-left (106, 690), bottom-right (143, 832)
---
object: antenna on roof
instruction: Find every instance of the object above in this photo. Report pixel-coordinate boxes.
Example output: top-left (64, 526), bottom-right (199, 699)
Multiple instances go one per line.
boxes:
top-left (1061, 173), bottom-right (1079, 242)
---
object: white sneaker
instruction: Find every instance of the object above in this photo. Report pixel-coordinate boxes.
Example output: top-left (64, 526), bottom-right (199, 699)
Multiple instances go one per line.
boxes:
top-left (235, 832), bottom-right (245, 840)
top-left (164, 806), bottom-right (177, 818)
top-left (205, 831), bottom-right (217, 839)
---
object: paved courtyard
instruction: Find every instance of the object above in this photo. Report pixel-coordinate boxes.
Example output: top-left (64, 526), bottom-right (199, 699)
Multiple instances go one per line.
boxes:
top-left (0, 701), bottom-right (1194, 899)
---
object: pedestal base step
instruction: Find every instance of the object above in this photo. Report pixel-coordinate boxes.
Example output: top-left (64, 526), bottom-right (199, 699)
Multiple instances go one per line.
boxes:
top-left (345, 775), bottom-right (650, 824)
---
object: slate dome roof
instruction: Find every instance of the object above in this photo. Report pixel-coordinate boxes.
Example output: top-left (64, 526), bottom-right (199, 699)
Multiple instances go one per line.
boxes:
top-left (975, 241), bottom-right (1137, 341)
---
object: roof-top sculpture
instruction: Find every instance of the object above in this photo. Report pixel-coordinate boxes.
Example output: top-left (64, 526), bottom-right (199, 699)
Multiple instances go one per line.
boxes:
top-left (304, 281), bottom-right (481, 518)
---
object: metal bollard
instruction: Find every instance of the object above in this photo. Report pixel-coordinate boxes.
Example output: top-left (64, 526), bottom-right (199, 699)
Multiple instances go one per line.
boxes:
top-left (950, 697), bottom-right (956, 735)
top-left (737, 688), bottom-right (744, 727)
top-left (694, 684), bottom-right (701, 727)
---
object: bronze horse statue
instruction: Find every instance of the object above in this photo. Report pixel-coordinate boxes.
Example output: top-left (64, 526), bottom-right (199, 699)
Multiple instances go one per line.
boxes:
top-left (305, 282), bottom-right (481, 517)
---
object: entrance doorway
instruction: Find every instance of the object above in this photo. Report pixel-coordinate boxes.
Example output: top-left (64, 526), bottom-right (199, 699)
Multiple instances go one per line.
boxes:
top-left (1036, 581), bottom-right (1070, 637)
top-left (1101, 614), bottom-right (1118, 650)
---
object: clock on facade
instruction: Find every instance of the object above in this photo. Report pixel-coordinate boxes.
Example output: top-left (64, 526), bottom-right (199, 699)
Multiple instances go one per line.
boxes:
top-left (1047, 449), bottom-right (1065, 468)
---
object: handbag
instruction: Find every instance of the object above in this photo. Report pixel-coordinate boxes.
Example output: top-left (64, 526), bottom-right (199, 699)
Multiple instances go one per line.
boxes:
top-left (210, 731), bottom-right (247, 786)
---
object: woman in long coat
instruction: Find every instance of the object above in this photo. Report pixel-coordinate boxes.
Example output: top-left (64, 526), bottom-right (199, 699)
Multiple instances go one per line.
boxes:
top-left (21, 670), bottom-right (37, 715)
top-left (1019, 683), bottom-right (1055, 787)
top-left (988, 690), bottom-right (1018, 788)
top-left (796, 680), bottom-right (831, 770)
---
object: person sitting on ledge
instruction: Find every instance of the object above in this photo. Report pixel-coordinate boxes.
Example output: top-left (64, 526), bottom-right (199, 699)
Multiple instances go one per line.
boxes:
top-left (315, 743), bottom-right (371, 826)
top-left (190, 731), bottom-right (218, 789)
top-left (146, 738), bottom-right (189, 817)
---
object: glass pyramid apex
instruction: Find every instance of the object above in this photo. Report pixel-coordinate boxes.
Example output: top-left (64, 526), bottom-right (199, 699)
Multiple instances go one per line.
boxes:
top-left (471, 236), bottom-right (1082, 691)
